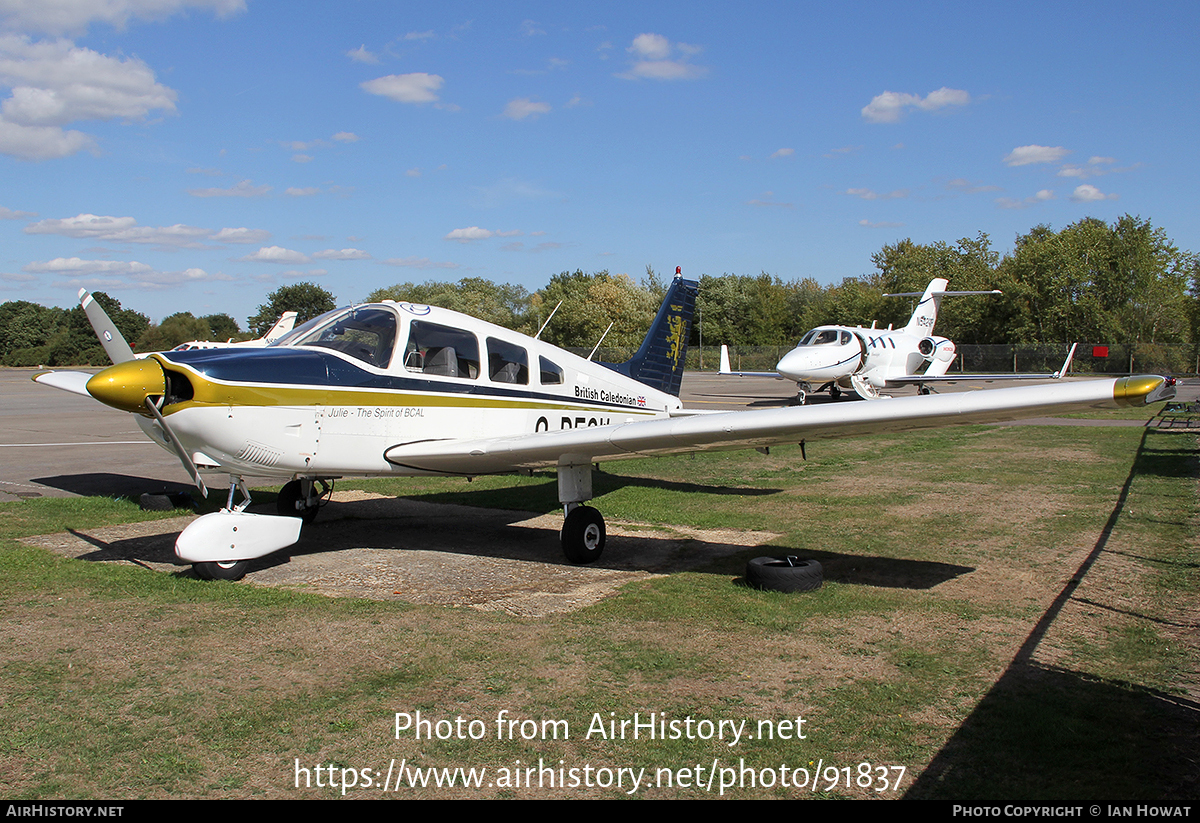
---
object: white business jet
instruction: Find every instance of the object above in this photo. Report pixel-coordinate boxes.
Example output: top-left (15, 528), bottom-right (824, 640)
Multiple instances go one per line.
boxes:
top-left (719, 279), bottom-right (1073, 403)
top-left (34, 275), bottom-right (1170, 581)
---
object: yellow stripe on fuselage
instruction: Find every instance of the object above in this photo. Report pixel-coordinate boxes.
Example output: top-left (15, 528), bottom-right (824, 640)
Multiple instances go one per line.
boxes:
top-left (160, 364), bottom-right (661, 418)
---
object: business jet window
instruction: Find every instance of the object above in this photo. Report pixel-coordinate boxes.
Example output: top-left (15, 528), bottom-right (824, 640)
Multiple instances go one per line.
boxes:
top-left (797, 329), bottom-right (840, 346)
top-left (539, 356), bottom-right (564, 385)
top-left (486, 337), bottom-right (529, 384)
top-left (403, 320), bottom-right (480, 379)
top-left (293, 307), bottom-right (397, 368)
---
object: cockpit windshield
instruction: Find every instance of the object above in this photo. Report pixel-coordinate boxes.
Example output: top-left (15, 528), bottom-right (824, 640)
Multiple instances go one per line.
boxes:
top-left (797, 328), bottom-right (843, 346)
top-left (270, 306), bottom-right (398, 368)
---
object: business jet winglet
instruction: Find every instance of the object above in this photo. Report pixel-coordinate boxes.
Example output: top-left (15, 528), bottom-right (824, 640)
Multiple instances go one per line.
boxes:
top-left (35, 275), bottom-right (1173, 581)
top-left (719, 278), bottom-right (1071, 403)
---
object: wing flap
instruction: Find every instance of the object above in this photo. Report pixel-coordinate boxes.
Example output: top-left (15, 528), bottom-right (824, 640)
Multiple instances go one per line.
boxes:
top-left (384, 376), bottom-right (1172, 474)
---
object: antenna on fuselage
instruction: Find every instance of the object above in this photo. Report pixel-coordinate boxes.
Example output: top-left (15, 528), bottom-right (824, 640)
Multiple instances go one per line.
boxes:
top-left (587, 322), bottom-right (615, 361)
top-left (534, 301), bottom-right (563, 340)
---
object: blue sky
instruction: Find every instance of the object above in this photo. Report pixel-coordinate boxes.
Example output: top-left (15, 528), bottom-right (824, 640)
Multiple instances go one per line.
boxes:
top-left (0, 0), bottom-right (1196, 324)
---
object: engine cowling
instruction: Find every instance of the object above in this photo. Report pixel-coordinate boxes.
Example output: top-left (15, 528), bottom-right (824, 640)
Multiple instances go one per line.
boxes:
top-left (918, 336), bottom-right (955, 363)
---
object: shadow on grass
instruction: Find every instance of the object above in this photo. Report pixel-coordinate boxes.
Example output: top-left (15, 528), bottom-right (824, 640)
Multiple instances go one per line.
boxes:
top-left (906, 429), bottom-right (1200, 799)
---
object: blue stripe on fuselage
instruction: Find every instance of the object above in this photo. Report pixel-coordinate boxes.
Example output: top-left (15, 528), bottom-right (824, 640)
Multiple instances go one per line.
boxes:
top-left (159, 347), bottom-right (641, 410)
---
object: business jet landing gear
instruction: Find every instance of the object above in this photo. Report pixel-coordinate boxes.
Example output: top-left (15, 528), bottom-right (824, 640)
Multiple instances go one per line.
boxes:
top-left (562, 504), bottom-right (606, 564)
top-left (558, 463), bottom-right (605, 563)
top-left (795, 382), bottom-right (813, 405)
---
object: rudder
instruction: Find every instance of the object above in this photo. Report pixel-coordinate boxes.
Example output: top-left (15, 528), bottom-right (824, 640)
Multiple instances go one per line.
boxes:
top-left (604, 273), bottom-right (698, 397)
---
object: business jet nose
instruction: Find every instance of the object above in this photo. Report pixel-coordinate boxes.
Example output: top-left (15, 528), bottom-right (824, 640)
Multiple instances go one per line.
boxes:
top-left (86, 358), bottom-right (165, 413)
top-left (776, 348), bottom-right (816, 381)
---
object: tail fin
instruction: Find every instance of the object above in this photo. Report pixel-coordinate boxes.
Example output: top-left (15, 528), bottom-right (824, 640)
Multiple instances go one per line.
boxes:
top-left (901, 278), bottom-right (949, 336)
top-left (78, 288), bottom-right (136, 364)
top-left (605, 273), bottom-right (698, 396)
top-left (261, 311), bottom-right (298, 343)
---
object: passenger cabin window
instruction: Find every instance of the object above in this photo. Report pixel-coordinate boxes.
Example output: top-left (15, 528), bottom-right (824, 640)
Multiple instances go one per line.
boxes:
top-left (539, 356), bottom-right (564, 385)
top-left (486, 337), bottom-right (528, 384)
top-left (289, 307), bottom-right (397, 368)
top-left (403, 320), bottom-right (480, 379)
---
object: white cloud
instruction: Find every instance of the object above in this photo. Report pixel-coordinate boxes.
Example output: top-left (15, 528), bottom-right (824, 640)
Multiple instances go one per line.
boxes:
top-left (0, 33), bottom-right (181, 158)
top-left (503, 97), bottom-right (550, 120)
top-left (405, 168), bottom-right (420, 178)
top-left (618, 33), bottom-right (706, 81)
top-left (332, 131), bottom-right (359, 142)
top-left (0, 0), bottom-right (246, 37)
top-left (285, 186), bottom-right (320, 197)
top-left (24, 213), bottom-right (218, 246)
top-left (312, 248), bottom-right (370, 260)
top-left (346, 44), bottom-right (379, 64)
top-left (0, 117), bottom-right (93, 158)
top-left (859, 219), bottom-right (904, 228)
top-left (360, 72), bottom-right (443, 104)
top-left (443, 227), bottom-right (522, 243)
top-left (404, 30), bottom-right (435, 41)
top-left (241, 246), bottom-right (310, 263)
top-left (1070, 184), bottom-right (1117, 202)
top-left (769, 148), bottom-right (794, 159)
top-left (0, 36), bottom-right (177, 125)
top-left (210, 227), bottom-right (270, 244)
top-left (861, 87), bottom-right (970, 123)
top-left (0, 205), bottom-right (34, 218)
top-left (1003, 145), bottom-right (1070, 166)
top-left (187, 179), bottom-right (270, 197)
top-left (24, 257), bottom-right (152, 274)
top-left (629, 33), bottom-right (671, 59)
top-left (519, 20), bottom-right (545, 37)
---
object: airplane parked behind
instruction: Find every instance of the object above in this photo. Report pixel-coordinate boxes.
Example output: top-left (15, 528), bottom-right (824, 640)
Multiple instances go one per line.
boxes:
top-left (719, 279), bottom-right (1072, 402)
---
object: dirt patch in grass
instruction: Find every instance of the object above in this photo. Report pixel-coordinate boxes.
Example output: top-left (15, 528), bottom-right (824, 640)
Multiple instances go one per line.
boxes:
top-left (21, 491), bottom-right (782, 617)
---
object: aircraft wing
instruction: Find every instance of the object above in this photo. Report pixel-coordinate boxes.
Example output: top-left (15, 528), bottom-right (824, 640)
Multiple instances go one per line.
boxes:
top-left (888, 343), bottom-right (1079, 387)
top-left (385, 375), bottom-right (1172, 475)
top-left (885, 373), bottom-right (1064, 386)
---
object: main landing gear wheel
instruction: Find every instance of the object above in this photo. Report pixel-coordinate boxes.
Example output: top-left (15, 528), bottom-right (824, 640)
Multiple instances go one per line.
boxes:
top-left (561, 505), bottom-right (605, 564)
top-left (830, 384), bottom-right (841, 400)
top-left (193, 560), bottom-right (250, 581)
top-left (277, 479), bottom-right (320, 523)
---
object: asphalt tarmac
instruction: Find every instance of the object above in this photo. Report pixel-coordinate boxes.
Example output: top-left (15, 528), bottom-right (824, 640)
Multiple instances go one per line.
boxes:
top-left (2, 367), bottom-right (1193, 503)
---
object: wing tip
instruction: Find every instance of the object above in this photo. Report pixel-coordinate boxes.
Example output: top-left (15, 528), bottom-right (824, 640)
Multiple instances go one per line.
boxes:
top-left (1113, 375), bottom-right (1175, 407)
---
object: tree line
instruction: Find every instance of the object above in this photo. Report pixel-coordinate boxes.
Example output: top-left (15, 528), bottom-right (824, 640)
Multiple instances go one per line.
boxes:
top-left (3, 215), bottom-right (1196, 368)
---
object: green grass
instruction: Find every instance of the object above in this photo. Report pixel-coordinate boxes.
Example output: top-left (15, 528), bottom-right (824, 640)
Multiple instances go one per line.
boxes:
top-left (0, 423), bottom-right (1195, 799)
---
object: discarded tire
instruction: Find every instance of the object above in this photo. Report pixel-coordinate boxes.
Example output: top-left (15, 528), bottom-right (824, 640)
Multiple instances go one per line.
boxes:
top-left (746, 556), bottom-right (823, 593)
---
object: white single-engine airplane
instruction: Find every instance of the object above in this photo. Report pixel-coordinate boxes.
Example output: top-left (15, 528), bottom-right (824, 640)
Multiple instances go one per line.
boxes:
top-left (35, 275), bottom-right (1171, 581)
top-left (719, 278), bottom-right (1074, 403)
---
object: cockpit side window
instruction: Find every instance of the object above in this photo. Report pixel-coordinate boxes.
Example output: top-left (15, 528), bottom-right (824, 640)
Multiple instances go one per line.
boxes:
top-left (288, 307), bottom-right (398, 368)
top-left (487, 337), bottom-right (529, 384)
top-left (403, 320), bottom-right (480, 379)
